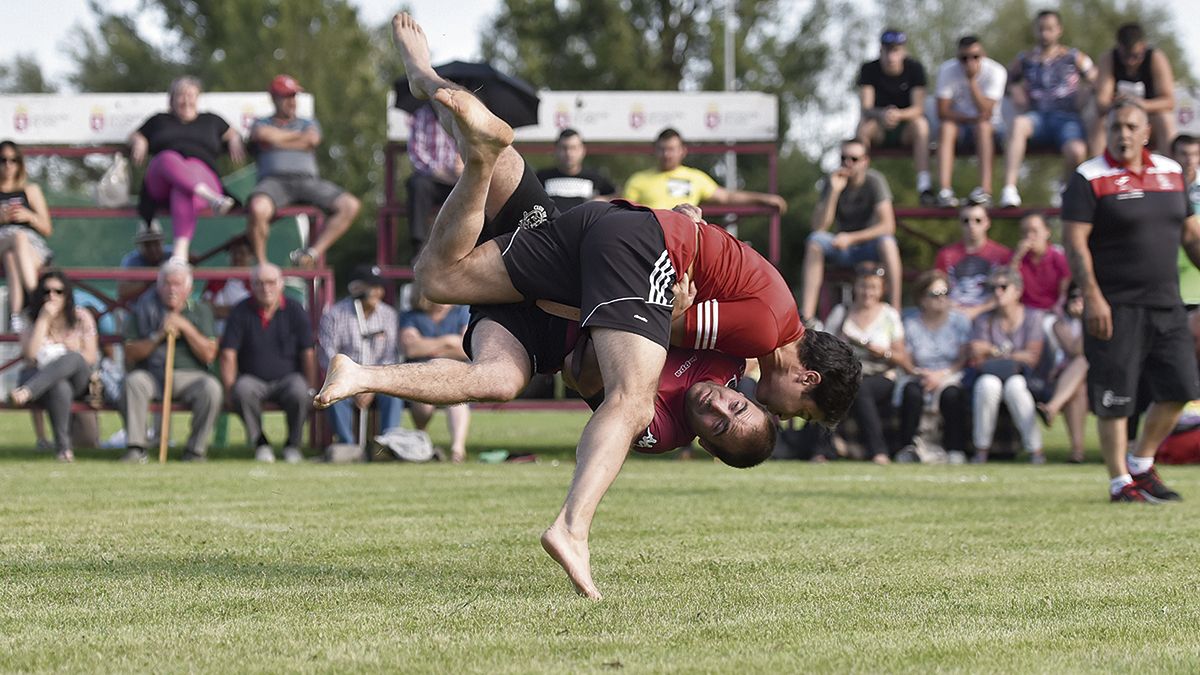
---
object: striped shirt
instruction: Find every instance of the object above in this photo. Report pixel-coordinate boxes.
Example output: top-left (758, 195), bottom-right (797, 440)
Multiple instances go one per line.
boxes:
top-left (317, 297), bottom-right (399, 369)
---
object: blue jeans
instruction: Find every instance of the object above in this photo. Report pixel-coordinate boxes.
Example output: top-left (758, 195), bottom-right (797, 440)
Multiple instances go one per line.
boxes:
top-left (1025, 110), bottom-right (1085, 148)
top-left (807, 231), bottom-right (895, 268)
top-left (327, 395), bottom-right (404, 443)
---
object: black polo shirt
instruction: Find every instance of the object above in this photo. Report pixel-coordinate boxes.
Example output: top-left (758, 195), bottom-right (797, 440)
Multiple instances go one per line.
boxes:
top-left (1062, 149), bottom-right (1194, 307)
top-left (219, 297), bottom-right (314, 381)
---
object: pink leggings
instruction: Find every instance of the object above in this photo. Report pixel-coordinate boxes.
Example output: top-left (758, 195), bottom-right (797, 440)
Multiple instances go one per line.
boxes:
top-left (144, 150), bottom-right (223, 241)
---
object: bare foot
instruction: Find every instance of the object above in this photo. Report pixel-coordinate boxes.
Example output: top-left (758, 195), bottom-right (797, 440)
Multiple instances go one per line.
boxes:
top-left (432, 88), bottom-right (514, 164)
top-left (451, 448), bottom-right (466, 464)
top-left (314, 354), bottom-right (362, 409)
top-left (392, 12), bottom-right (440, 100)
top-left (541, 523), bottom-right (601, 600)
top-left (10, 386), bottom-right (31, 407)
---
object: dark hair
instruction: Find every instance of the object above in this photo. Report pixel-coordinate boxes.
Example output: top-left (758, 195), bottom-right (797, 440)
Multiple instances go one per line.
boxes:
top-left (854, 260), bottom-right (885, 279)
top-left (1117, 23), bottom-right (1144, 50)
top-left (0, 140), bottom-right (28, 186)
top-left (556, 128), bottom-right (581, 144)
top-left (912, 269), bottom-right (950, 299)
top-left (704, 402), bottom-right (778, 469)
top-left (957, 35), bottom-right (981, 50)
top-left (799, 330), bottom-right (861, 428)
top-left (1172, 134), bottom-right (1199, 155)
top-left (1035, 9), bottom-right (1061, 23)
top-left (25, 269), bottom-right (78, 328)
top-left (656, 128), bottom-right (683, 145)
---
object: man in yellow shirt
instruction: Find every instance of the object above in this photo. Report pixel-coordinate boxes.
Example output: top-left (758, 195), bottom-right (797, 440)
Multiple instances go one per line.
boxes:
top-left (623, 128), bottom-right (788, 213)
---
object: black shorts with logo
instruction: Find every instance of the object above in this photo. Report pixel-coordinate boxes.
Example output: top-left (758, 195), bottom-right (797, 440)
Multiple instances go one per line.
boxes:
top-left (1083, 304), bottom-right (1200, 417)
top-left (493, 201), bottom-right (676, 348)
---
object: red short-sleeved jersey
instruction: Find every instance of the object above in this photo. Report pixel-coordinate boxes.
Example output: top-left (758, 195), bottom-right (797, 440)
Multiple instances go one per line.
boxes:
top-left (623, 202), bottom-right (803, 358)
top-left (633, 347), bottom-right (746, 453)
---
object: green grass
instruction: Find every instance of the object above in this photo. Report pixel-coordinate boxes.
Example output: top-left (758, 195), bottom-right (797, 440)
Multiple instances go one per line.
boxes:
top-left (2, 411), bottom-right (1200, 672)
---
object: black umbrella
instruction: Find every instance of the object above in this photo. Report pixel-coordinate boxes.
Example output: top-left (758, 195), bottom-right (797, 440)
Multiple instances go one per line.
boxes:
top-left (394, 61), bottom-right (541, 129)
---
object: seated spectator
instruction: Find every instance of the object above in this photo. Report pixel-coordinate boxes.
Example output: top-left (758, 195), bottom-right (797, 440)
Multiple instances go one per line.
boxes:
top-left (9, 271), bottom-right (98, 462)
top-left (623, 128), bottom-right (787, 213)
top-left (800, 139), bottom-right (902, 318)
top-left (128, 75), bottom-right (246, 264)
top-left (219, 263), bottom-right (316, 463)
top-left (999, 10), bottom-right (1096, 208)
top-left (537, 129), bottom-right (617, 212)
top-left (856, 29), bottom-right (933, 204)
top-left (1172, 134), bottom-right (1200, 307)
top-left (1034, 284), bottom-right (1088, 463)
top-left (407, 104), bottom-right (461, 262)
top-left (246, 75), bottom-right (360, 267)
top-left (896, 270), bottom-right (970, 463)
top-left (934, 36), bottom-right (1007, 207)
top-left (0, 140), bottom-right (53, 332)
top-left (1093, 23), bottom-right (1177, 153)
top-left (399, 287), bottom-right (471, 463)
top-left (1010, 212), bottom-right (1070, 310)
top-left (201, 236), bottom-right (254, 335)
top-left (824, 263), bottom-right (911, 465)
top-left (317, 264), bottom-right (403, 446)
top-left (119, 260), bottom-right (221, 462)
top-left (935, 204), bottom-right (1012, 320)
top-left (118, 220), bottom-right (172, 303)
top-left (968, 269), bottom-right (1045, 464)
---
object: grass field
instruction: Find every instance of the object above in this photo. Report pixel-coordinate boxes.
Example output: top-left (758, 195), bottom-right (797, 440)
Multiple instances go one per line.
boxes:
top-left (3, 410), bottom-right (1200, 672)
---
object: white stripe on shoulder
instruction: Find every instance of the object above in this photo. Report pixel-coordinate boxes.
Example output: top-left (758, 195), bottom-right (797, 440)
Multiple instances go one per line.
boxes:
top-left (1076, 156), bottom-right (1118, 182)
top-left (1148, 154), bottom-right (1183, 175)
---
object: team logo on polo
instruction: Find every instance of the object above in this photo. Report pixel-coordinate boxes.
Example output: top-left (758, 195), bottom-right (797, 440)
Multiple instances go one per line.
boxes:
top-left (518, 205), bottom-right (548, 230)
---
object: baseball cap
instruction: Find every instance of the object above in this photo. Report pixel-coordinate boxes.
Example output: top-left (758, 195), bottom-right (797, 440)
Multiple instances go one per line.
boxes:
top-left (880, 29), bottom-right (907, 46)
top-left (269, 74), bottom-right (304, 97)
top-left (348, 264), bottom-right (385, 288)
top-left (134, 219), bottom-right (164, 243)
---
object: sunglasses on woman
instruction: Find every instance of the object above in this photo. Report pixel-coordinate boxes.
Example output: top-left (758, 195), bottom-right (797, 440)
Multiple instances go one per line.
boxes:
top-left (0, 157), bottom-right (19, 165)
top-left (44, 287), bottom-right (66, 296)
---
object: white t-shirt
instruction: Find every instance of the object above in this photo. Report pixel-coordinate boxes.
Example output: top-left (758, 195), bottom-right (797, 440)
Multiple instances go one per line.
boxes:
top-left (936, 57), bottom-right (1007, 125)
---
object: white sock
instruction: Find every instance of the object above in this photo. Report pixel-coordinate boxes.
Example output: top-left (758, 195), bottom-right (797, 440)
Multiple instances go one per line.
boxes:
top-left (1127, 454), bottom-right (1154, 475)
top-left (916, 171), bottom-right (931, 192)
top-left (1110, 474), bottom-right (1133, 495)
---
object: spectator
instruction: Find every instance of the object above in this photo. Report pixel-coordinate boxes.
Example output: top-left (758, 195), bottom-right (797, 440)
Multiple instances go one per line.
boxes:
top-left (935, 204), bottom-right (1012, 320)
top-left (1093, 23), bottom-right (1177, 154)
top-left (8, 271), bottom-right (98, 462)
top-left (245, 74), bottom-right (360, 267)
top-left (1062, 99), bottom-right (1199, 502)
top-left (856, 29), bottom-right (933, 203)
top-left (1034, 284), bottom-right (1089, 463)
top-left (407, 104), bottom-right (461, 262)
top-left (623, 128), bottom-right (787, 213)
top-left (219, 263), bottom-right (316, 463)
top-left (968, 268), bottom-right (1045, 464)
top-left (398, 287), bottom-right (471, 463)
top-left (536, 129), bottom-right (617, 212)
top-left (800, 139), bottom-right (902, 318)
top-left (201, 236), bottom-right (254, 335)
top-left (934, 36), bottom-right (1007, 207)
top-left (896, 270), bottom-right (971, 463)
top-left (118, 220), bottom-right (172, 303)
top-left (1171, 134), bottom-right (1200, 307)
top-left (317, 264), bottom-right (403, 446)
top-left (1010, 212), bottom-right (1070, 310)
top-left (129, 76), bottom-right (246, 264)
top-left (999, 10), bottom-right (1096, 208)
top-left (119, 260), bottom-right (221, 463)
top-left (0, 140), bottom-right (53, 332)
top-left (824, 263), bottom-right (910, 465)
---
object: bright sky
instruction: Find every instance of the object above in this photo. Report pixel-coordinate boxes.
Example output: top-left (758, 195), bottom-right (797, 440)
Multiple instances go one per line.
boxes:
top-left (8, 0), bottom-right (1200, 92)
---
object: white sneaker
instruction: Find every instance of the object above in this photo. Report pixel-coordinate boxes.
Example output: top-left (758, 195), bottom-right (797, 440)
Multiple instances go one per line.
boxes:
top-left (255, 445), bottom-right (276, 463)
top-left (999, 185), bottom-right (1022, 208)
top-left (282, 447), bottom-right (303, 464)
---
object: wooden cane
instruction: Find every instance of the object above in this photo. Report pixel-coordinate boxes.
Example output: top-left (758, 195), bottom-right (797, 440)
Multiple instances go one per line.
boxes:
top-left (158, 330), bottom-right (177, 464)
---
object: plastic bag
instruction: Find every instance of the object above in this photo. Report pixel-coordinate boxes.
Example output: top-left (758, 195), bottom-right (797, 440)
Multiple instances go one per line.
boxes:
top-left (95, 153), bottom-right (130, 208)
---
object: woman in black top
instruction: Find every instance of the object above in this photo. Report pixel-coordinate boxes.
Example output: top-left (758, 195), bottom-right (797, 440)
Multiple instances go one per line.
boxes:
top-left (0, 140), bottom-right (53, 332)
top-left (129, 76), bottom-right (245, 263)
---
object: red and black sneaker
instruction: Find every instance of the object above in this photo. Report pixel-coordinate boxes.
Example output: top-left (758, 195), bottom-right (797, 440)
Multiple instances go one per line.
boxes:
top-left (1110, 483), bottom-right (1163, 504)
top-left (1131, 467), bottom-right (1182, 501)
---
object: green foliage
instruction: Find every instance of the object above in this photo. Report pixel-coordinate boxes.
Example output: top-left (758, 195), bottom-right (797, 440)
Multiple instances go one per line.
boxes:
top-left (0, 54), bottom-right (57, 94)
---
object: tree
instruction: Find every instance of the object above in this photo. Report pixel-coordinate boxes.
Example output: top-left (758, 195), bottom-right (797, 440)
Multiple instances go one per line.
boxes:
top-left (0, 54), bottom-right (57, 94)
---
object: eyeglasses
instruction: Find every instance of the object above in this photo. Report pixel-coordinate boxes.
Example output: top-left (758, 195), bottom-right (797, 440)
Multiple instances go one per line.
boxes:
top-left (841, 154), bottom-right (865, 163)
top-left (0, 157), bottom-right (19, 165)
top-left (959, 53), bottom-right (983, 62)
top-left (44, 287), bottom-right (66, 296)
top-left (925, 288), bottom-right (949, 298)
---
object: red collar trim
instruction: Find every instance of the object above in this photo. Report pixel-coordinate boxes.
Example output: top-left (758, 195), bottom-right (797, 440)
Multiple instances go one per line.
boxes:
top-left (1104, 148), bottom-right (1154, 176)
top-left (256, 295), bottom-right (285, 328)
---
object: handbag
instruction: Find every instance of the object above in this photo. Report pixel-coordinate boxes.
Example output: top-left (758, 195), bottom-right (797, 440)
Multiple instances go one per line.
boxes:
top-left (95, 153), bottom-right (131, 208)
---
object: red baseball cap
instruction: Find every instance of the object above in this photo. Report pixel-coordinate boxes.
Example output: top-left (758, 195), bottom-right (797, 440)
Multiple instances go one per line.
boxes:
top-left (269, 74), bottom-right (304, 96)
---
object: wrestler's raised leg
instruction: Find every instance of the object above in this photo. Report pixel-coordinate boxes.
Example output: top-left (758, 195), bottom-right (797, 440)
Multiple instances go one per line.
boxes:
top-left (541, 328), bottom-right (665, 600)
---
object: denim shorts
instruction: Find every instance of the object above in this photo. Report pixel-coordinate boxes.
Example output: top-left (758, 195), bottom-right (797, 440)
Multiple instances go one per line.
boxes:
top-left (1025, 110), bottom-right (1085, 148)
top-left (807, 231), bottom-right (894, 268)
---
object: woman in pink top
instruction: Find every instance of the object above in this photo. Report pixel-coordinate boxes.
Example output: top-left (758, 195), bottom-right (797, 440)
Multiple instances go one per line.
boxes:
top-left (9, 271), bottom-right (99, 462)
top-left (1012, 212), bottom-right (1070, 310)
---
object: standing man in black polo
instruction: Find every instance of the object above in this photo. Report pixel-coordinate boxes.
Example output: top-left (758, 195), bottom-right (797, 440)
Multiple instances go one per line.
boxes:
top-left (536, 129), bottom-right (617, 213)
top-left (1062, 100), bottom-right (1200, 503)
top-left (219, 263), bottom-right (317, 463)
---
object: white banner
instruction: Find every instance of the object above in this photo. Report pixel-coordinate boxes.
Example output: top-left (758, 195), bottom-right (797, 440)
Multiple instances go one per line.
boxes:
top-left (1176, 86), bottom-right (1200, 136)
top-left (0, 92), bottom-right (315, 145)
top-left (387, 90), bottom-right (779, 143)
